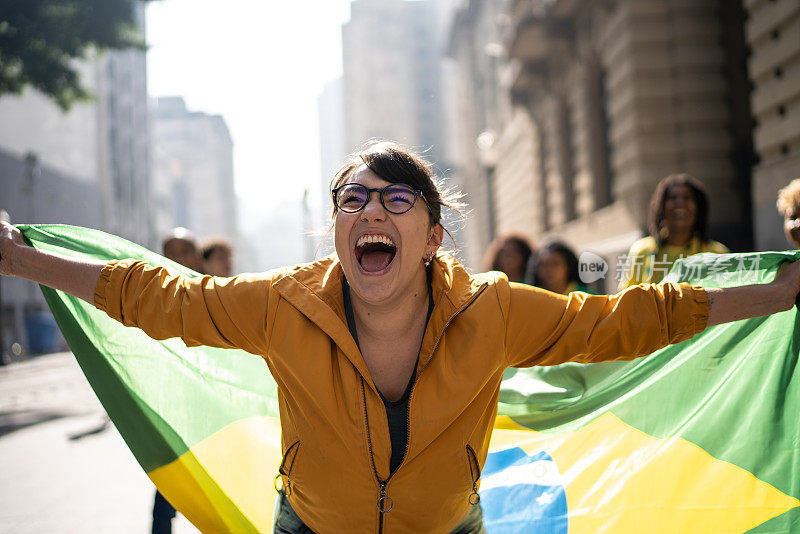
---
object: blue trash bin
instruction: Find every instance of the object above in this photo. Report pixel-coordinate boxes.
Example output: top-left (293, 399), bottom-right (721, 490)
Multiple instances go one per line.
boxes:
top-left (24, 311), bottom-right (59, 354)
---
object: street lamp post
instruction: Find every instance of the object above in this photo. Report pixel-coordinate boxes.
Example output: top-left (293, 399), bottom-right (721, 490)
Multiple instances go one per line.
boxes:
top-left (0, 209), bottom-right (9, 365)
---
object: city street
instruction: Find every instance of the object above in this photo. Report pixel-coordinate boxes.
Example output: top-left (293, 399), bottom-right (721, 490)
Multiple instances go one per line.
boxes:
top-left (0, 352), bottom-right (198, 533)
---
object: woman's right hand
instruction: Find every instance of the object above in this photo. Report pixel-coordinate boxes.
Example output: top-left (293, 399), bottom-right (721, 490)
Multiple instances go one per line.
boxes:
top-left (0, 220), bottom-right (105, 304)
top-left (0, 220), bottom-right (25, 277)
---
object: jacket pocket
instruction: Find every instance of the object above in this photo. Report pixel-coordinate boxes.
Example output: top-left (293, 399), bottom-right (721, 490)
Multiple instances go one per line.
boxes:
top-left (465, 444), bottom-right (481, 506)
top-left (278, 440), bottom-right (301, 497)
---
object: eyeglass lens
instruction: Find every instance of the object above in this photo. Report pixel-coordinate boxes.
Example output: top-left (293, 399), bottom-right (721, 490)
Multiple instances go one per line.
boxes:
top-left (336, 184), bottom-right (417, 214)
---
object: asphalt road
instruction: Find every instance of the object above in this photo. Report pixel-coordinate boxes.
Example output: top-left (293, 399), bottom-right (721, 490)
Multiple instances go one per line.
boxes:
top-left (0, 352), bottom-right (198, 533)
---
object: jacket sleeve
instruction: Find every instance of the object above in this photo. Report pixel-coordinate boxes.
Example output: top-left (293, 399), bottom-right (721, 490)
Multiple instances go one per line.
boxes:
top-left (501, 281), bottom-right (709, 367)
top-left (93, 259), bottom-right (279, 356)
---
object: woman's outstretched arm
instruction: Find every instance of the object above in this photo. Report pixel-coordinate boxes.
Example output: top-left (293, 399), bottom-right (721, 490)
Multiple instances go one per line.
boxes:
top-left (502, 257), bottom-right (800, 368)
top-left (0, 221), bottom-right (104, 303)
top-left (705, 259), bottom-right (800, 326)
top-left (1, 220), bottom-right (275, 355)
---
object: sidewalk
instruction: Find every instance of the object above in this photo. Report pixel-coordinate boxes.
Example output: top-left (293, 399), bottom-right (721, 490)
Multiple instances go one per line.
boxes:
top-left (0, 352), bottom-right (198, 533)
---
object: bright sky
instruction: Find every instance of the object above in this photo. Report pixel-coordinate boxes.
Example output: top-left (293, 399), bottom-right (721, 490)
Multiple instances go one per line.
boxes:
top-left (145, 0), bottom-right (352, 215)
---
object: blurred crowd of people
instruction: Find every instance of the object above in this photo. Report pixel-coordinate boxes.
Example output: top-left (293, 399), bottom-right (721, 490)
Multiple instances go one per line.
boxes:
top-left (482, 173), bottom-right (800, 296)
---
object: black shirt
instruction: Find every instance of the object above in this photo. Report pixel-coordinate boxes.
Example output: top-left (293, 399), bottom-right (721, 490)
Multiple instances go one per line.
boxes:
top-left (342, 269), bottom-right (434, 475)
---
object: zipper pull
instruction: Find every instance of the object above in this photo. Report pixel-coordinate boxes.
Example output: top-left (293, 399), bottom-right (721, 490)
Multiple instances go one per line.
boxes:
top-left (469, 483), bottom-right (480, 506)
top-left (377, 482), bottom-right (393, 513)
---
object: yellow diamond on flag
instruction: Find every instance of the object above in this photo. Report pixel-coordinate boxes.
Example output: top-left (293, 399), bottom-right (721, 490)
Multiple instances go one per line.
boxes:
top-left (490, 413), bottom-right (799, 534)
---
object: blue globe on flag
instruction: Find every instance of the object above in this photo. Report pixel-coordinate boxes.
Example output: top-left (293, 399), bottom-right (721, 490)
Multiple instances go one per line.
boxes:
top-left (480, 448), bottom-right (568, 533)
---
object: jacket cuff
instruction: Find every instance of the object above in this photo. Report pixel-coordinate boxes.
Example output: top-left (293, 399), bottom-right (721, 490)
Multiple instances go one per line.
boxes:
top-left (688, 284), bottom-right (709, 335)
top-left (93, 259), bottom-right (137, 319)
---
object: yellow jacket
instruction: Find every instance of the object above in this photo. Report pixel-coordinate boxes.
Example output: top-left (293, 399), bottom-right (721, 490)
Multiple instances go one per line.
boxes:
top-left (94, 254), bottom-right (709, 533)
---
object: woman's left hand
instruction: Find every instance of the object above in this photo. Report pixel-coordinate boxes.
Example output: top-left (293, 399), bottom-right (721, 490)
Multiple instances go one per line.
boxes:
top-left (772, 259), bottom-right (800, 311)
top-left (706, 258), bottom-right (800, 327)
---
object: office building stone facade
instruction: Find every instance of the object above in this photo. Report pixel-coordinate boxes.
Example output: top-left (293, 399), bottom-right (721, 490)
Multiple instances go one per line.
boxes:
top-left (449, 0), bottom-right (798, 282)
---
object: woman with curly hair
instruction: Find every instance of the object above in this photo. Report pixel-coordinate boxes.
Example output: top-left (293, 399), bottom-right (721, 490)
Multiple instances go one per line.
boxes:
top-left (777, 178), bottom-right (800, 249)
top-left (620, 173), bottom-right (729, 289)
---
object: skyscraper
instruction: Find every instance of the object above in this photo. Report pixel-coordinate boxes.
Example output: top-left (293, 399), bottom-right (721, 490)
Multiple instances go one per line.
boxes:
top-left (342, 0), bottom-right (450, 173)
top-left (150, 97), bottom-right (238, 245)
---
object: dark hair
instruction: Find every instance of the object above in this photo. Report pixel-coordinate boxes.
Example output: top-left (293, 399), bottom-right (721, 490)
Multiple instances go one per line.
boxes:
top-left (482, 234), bottom-right (535, 273)
top-left (161, 227), bottom-right (197, 254)
top-left (201, 238), bottom-right (233, 261)
top-left (648, 173), bottom-right (709, 245)
top-left (329, 141), bottom-right (464, 249)
top-left (330, 141), bottom-right (463, 225)
top-left (531, 240), bottom-right (580, 287)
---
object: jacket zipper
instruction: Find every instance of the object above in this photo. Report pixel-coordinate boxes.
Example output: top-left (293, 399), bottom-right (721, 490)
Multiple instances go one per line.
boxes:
top-left (465, 444), bottom-right (481, 505)
top-left (398, 283), bottom-right (489, 472)
top-left (360, 378), bottom-right (392, 533)
top-left (277, 440), bottom-right (301, 497)
top-left (360, 283), bottom-right (488, 533)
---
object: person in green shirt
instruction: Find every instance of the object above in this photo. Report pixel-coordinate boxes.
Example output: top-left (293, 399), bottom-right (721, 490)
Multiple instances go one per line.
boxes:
top-left (620, 173), bottom-right (729, 289)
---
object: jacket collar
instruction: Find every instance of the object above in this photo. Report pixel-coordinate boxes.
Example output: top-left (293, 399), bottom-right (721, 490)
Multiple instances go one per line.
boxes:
top-left (271, 254), bottom-right (489, 390)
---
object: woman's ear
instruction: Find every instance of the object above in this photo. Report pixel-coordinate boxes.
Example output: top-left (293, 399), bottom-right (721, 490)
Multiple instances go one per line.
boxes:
top-left (428, 224), bottom-right (444, 250)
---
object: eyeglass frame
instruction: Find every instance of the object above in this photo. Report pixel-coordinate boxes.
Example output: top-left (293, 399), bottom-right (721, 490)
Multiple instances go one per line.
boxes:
top-left (331, 182), bottom-right (431, 215)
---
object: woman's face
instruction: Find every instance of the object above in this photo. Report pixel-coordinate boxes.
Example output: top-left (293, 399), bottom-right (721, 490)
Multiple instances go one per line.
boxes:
top-left (663, 184), bottom-right (698, 232)
top-left (496, 242), bottom-right (526, 281)
top-left (334, 166), bottom-right (441, 304)
top-left (163, 238), bottom-right (201, 272)
top-left (784, 204), bottom-right (800, 249)
top-left (537, 250), bottom-right (569, 294)
top-left (204, 249), bottom-right (232, 277)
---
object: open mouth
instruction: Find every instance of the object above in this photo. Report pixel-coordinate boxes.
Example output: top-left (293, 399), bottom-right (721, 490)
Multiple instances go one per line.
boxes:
top-left (355, 234), bottom-right (397, 274)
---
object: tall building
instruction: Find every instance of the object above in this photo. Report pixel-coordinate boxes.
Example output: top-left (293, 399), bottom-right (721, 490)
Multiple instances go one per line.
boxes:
top-left (449, 0), bottom-right (775, 286)
top-left (318, 77), bottom-right (346, 230)
top-left (342, 0), bottom-right (450, 172)
top-left (0, 3), bottom-right (151, 357)
top-left (150, 97), bottom-right (238, 247)
top-left (746, 0), bottom-right (800, 251)
top-left (447, 0), bottom-right (514, 269)
top-left (0, 3), bottom-right (151, 247)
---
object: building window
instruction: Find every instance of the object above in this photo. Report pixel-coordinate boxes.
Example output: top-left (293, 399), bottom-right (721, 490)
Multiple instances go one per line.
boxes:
top-left (560, 98), bottom-right (577, 221)
top-left (587, 59), bottom-right (614, 209)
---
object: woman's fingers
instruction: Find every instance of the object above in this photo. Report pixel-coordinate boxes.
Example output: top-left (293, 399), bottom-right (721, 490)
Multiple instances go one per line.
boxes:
top-left (773, 259), bottom-right (800, 310)
top-left (0, 220), bottom-right (25, 275)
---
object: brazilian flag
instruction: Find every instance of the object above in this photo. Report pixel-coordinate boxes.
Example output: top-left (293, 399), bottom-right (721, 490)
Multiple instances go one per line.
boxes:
top-left (21, 225), bottom-right (800, 533)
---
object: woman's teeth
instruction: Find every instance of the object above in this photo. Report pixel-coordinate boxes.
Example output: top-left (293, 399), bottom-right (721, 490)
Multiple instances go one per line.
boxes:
top-left (356, 234), bottom-right (395, 248)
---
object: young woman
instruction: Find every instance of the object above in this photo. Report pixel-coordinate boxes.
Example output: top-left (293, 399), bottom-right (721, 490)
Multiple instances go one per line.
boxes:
top-left (482, 234), bottom-right (534, 284)
top-left (620, 173), bottom-right (729, 289)
top-left (531, 240), bottom-right (596, 295)
top-left (1, 142), bottom-right (798, 533)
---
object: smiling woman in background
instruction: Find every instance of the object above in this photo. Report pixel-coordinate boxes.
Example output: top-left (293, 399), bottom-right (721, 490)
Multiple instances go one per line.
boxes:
top-left (620, 173), bottom-right (729, 289)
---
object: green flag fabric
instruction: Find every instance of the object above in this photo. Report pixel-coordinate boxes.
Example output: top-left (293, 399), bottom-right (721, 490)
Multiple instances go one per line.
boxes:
top-left (19, 224), bottom-right (800, 533)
